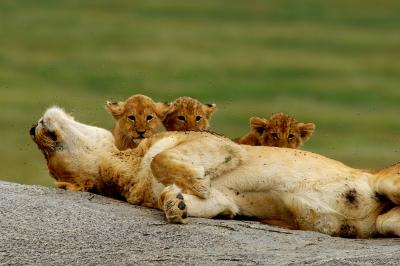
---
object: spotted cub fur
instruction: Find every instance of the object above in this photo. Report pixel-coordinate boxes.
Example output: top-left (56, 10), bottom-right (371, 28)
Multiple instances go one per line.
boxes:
top-left (237, 113), bottom-right (315, 148)
top-left (106, 94), bottom-right (170, 150)
top-left (162, 96), bottom-right (216, 131)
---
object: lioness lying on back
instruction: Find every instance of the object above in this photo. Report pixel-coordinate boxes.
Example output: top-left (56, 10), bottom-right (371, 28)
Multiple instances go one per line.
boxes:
top-left (237, 113), bottom-right (315, 148)
top-left (31, 107), bottom-right (400, 238)
top-left (162, 96), bottom-right (217, 131)
top-left (106, 94), bottom-right (170, 150)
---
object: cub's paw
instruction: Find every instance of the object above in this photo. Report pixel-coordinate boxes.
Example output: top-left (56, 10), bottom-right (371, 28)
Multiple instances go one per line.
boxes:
top-left (160, 185), bottom-right (188, 224)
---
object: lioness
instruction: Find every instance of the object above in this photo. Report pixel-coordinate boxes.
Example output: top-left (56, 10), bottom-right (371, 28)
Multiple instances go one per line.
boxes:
top-left (30, 107), bottom-right (400, 238)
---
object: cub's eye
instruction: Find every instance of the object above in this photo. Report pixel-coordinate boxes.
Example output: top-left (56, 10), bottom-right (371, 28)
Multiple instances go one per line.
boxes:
top-left (177, 115), bottom-right (186, 121)
top-left (288, 134), bottom-right (295, 140)
top-left (271, 133), bottom-right (279, 140)
top-left (256, 127), bottom-right (264, 135)
top-left (146, 115), bottom-right (153, 121)
top-left (195, 116), bottom-right (202, 122)
top-left (128, 115), bottom-right (136, 121)
top-left (48, 131), bottom-right (57, 141)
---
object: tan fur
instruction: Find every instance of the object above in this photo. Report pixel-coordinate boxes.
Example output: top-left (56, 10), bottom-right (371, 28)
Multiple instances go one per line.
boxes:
top-left (237, 113), bottom-right (316, 148)
top-left (106, 94), bottom-right (170, 150)
top-left (162, 97), bottom-right (216, 131)
top-left (31, 107), bottom-right (400, 238)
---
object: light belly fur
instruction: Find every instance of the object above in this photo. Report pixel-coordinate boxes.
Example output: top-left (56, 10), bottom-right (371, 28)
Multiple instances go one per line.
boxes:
top-left (211, 146), bottom-right (382, 237)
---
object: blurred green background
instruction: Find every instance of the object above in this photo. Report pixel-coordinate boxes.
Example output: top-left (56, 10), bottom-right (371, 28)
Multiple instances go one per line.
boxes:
top-left (1, 0), bottom-right (400, 186)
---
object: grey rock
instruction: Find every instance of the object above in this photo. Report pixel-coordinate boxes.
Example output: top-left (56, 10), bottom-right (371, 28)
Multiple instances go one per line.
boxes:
top-left (1, 181), bottom-right (399, 266)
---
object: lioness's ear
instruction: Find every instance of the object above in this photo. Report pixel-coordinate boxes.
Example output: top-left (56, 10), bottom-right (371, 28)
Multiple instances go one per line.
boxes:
top-left (54, 181), bottom-right (82, 191)
top-left (54, 179), bottom-right (95, 192)
top-left (105, 101), bottom-right (125, 119)
top-left (155, 102), bottom-right (172, 120)
top-left (203, 103), bottom-right (217, 119)
top-left (250, 117), bottom-right (267, 135)
top-left (298, 123), bottom-right (316, 142)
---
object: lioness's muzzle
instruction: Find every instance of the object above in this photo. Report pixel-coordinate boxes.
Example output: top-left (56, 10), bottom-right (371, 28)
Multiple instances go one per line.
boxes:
top-left (30, 123), bottom-right (38, 137)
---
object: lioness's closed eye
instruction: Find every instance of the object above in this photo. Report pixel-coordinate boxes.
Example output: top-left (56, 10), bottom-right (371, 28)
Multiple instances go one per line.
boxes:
top-left (106, 94), bottom-right (170, 150)
top-left (237, 113), bottom-right (315, 149)
top-left (162, 96), bottom-right (217, 132)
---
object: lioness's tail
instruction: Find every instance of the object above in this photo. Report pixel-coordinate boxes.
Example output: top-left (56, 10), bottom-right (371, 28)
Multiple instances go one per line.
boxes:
top-left (364, 162), bottom-right (400, 175)
top-left (376, 162), bottom-right (400, 177)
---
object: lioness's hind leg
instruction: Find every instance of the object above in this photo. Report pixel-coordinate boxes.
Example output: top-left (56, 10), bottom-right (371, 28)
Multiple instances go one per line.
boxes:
top-left (373, 163), bottom-right (400, 204)
top-left (183, 189), bottom-right (239, 219)
top-left (159, 185), bottom-right (239, 224)
top-left (376, 207), bottom-right (400, 236)
top-left (151, 152), bottom-right (210, 199)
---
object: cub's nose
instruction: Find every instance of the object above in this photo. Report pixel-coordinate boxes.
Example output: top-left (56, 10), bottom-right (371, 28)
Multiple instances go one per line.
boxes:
top-left (136, 130), bottom-right (146, 138)
top-left (30, 123), bottom-right (38, 136)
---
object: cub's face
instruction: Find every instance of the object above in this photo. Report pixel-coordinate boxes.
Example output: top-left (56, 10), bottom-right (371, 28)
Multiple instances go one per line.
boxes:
top-left (163, 97), bottom-right (216, 131)
top-left (251, 113), bottom-right (315, 148)
top-left (106, 95), bottom-right (170, 148)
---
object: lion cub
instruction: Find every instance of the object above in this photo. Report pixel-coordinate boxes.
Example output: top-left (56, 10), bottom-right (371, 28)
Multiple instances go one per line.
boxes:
top-left (162, 96), bottom-right (217, 131)
top-left (106, 94), bottom-right (170, 150)
top-left (237, 113), bottom-right (315, 148)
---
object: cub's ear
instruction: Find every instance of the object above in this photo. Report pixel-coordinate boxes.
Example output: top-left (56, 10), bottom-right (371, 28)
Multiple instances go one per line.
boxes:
top-left (105, 101), bottom-right (125, 119)
top-left (298, 122), bottom-right (316, 142)
top-left (155, 102), bottom-right (172, 120)
top-left (203, 103), bottom-right (217, 119)
top-left (250, 117), bottom-right (267, 135)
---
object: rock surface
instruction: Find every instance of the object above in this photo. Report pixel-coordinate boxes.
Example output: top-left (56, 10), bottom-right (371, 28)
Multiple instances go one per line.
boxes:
top-left (1, 181), bottom-right (400, 265)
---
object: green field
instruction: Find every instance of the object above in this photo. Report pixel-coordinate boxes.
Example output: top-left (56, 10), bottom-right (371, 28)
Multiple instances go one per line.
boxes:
top-left (1, 0), bottom-right (400, 186)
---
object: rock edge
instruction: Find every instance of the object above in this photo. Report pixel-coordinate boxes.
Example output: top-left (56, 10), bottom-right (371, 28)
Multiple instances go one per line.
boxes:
top-left (1, 181), bottom-right (400, 265)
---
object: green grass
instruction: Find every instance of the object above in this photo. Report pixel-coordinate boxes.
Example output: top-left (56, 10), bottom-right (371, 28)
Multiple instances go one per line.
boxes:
top-left (1, 0), bottom-right (400, 186)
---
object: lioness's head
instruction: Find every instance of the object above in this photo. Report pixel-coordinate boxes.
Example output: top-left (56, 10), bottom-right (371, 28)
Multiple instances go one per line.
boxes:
top-left (250, 113), bottom-right (315, 148)
top-left (30, 107), bottom-right (115, 191)
top-left (106, 94), bottom-right (170, 150)
top-left (162, 96), bottom-right (216, 131)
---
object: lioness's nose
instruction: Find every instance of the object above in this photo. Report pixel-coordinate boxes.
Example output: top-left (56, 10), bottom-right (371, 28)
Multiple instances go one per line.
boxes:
top-left (30, 123), bottom-right (38, 136)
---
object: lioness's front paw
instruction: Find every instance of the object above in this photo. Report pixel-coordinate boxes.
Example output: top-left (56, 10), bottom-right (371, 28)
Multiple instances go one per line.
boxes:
top-left (185, 178), bottom-right (210, 199)
top-left (164, 193), bottom-right (188, 224)
top-left (160, 186), bottom-right (188, 224)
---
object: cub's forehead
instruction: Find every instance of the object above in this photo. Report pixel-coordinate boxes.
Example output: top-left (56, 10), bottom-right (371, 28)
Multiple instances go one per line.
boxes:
top-left (172, 101), bottom-right (203, 113)
top-left (125, 99), bottom-right (156, 112)
top-left (270, 115), bottom-right (297, 125)
top-left (268, 116), bottom-right (300, 132)
top-left (125, 104), bottom-right (157, 116)
top-left (125, 95), bottom-right (154, 106)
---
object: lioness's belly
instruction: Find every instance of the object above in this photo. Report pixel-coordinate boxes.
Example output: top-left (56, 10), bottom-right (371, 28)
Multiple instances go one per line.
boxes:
top-left (212, 146), bottom-right (384, 238)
